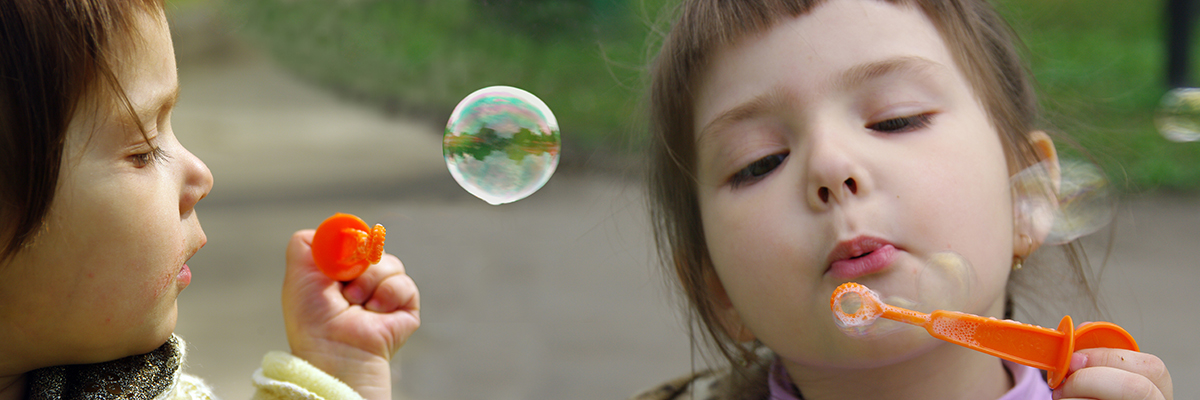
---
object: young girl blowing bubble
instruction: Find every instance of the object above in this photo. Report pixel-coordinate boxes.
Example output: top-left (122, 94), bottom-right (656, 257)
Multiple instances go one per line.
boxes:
top-left (0, 1), bottom-right (419, 399)
top-left (638, 0), bottom-right (1173, 399)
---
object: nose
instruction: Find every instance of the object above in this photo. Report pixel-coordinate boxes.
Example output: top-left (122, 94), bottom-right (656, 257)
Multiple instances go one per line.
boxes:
top-left (817, 177), bottom-right (858, 203)
top-left (179, 147), bottom-right (214, 215)
top-left (806, 132), bottom-right (870, 209)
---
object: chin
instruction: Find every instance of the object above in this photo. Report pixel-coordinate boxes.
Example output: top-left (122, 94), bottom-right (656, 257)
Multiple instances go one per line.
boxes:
top-left (799, 327), bottom-right (943, 369)
top-left (128, 302), bottom-right (179, 357)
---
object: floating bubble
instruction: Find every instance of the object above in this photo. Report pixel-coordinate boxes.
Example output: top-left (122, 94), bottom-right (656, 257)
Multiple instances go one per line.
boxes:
top-left (1012, 159), bottom-right (1114, 245)
top-left (916, 252), bottom-right (975, 306)
top-left (444, 86), bottom-right (560, 205)
top-left (1049, 161), bottom-right (1115, 244)
top-left (1155, 87), bottom-right (1200, 142)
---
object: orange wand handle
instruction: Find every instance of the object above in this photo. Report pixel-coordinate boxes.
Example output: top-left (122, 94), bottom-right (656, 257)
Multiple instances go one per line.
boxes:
top-left (831, 282), bottom-right (1138, 389)
top-left (311, 213), bottom-right (386, 281)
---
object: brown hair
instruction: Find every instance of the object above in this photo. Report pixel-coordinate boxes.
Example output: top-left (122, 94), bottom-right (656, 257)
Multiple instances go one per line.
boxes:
top-left (646, 0), bottom-right (1096, 371)
top-left (0, 0), bottom-right (164, 261)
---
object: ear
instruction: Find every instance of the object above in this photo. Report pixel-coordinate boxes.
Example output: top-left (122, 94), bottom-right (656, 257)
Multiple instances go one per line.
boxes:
top-left (1028, 131), bottom-right (1060, 193)
top-left (703, 267), bottom-right (756, 343)
top-left (1014, 130), bottom-right (1060, 258)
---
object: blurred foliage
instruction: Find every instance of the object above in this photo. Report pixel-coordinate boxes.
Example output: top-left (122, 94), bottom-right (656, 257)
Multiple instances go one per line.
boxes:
top-left (226, 0), bottom-right (1200, 192)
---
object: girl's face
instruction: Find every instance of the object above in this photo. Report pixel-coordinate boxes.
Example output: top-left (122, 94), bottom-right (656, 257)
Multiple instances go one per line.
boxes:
top-left (694, 0), bottom-right (1019, 369)
top-left (0, 8), bottom-right (212, 366)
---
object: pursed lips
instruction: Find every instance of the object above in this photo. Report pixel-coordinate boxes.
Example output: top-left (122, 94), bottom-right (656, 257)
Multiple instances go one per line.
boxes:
top-left (826, 236), bottom-right (890, 265)
top-left (825, 236), bottom-right (899, 280)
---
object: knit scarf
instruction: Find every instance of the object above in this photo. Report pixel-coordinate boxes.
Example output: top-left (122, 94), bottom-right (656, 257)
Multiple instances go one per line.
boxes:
top-left (26, 336), bottom-right (182, 400)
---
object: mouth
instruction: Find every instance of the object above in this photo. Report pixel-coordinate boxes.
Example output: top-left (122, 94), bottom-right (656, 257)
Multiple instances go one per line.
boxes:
top-left (825, 236), bottom-right (899, 280)
top-left (178, 238), bottom-right (205, 286)
top-left (177, 263), bottom-right (192, 286)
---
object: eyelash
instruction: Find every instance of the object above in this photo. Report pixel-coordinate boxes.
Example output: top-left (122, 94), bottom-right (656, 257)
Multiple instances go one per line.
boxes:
top-left (730, 153), bottom-right (788, 188)
top-left (867, 113), bottom-right (934, 133)
top-left (723, 113), bottom-right (931, 188)
top-left (131, 147), bottom-right (168, 167)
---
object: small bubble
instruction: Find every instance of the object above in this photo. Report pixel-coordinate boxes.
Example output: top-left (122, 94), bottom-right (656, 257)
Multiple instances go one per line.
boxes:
top-left (1155, 88), bottom-right (1200, 142)
top-left (916, 251), bottom-right (975, 312)
top-left (1047, 160), bottom-right (1114, 244)
top-left (444, 86), bottom-right (560, 205)
top-left (1011, 160), bottom-right (1113, 245)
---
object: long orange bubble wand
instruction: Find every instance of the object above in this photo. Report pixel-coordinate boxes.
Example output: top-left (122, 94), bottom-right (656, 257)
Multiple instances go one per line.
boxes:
top-left (831, 282), bottom-right (1138, 389)
top-left (311, 213), bottom-right (386, 281)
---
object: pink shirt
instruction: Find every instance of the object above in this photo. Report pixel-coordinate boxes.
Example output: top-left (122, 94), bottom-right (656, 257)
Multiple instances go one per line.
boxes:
top-left (767, 358), bottom-right (1052, 399)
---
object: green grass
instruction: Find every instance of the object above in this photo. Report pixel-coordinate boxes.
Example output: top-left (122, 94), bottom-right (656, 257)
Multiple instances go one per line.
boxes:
top-left (1000, 0), bottom-right (1200, 192)
top-left (226, 0), bottom-right (1200, 193)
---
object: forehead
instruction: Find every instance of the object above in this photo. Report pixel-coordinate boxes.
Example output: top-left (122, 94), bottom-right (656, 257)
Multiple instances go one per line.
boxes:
top-left (694, 0), bottom-right (959, 127)
top-left (66, 6), bottom-right (177, 152)
top-left (114, 8), bottom-right (177, 114)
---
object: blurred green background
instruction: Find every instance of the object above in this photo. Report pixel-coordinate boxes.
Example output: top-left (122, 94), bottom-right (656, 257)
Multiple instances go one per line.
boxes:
top-left (217, 0), bottom-right (1200, 193)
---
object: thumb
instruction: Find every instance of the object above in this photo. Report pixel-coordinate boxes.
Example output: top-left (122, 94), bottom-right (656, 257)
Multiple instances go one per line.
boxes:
top-left (285, 229), bottom-right (335, 287)
top-left (283, 230), bottom-right (343, 321)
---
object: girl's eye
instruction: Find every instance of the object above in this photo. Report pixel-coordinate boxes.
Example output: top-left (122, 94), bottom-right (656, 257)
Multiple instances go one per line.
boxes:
top-left (867, 113), bottom-right (934, 133)
top-left (130, 147), bottom-right (168, 168)
top-left (730, 153), bottom-right (788, 188)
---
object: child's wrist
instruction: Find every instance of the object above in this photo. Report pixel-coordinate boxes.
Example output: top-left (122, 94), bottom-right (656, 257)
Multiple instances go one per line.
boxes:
top-left (291, 345), bottom-right (393, 400)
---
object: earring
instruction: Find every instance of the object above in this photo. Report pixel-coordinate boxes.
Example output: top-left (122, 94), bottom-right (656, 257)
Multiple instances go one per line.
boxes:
top-left (1013, 233), bottom-right (1033, 271)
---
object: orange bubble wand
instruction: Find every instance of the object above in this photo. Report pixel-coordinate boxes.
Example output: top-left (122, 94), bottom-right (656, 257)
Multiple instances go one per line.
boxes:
top-left (312, 213), bottom-right (386, 281)
top-left (831, 282), bottom-right (1138, 388)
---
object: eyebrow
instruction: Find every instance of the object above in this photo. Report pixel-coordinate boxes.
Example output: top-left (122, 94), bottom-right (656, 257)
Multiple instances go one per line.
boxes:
top-left (134, 83), bottom-right (181, 128)
top-left (835, 56), bottom-right (942, 92)
top-left (696, 56), bottom-right (943, 146)
top-left (696, 85), bottom-right (793, 146)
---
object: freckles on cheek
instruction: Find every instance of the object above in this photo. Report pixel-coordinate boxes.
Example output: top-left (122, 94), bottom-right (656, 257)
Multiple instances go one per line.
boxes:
top-left (150, 263), bottom-right (173, 299)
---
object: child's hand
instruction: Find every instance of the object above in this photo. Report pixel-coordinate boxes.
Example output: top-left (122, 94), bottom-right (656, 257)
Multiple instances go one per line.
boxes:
top-left (1053, 348), bottom-right (1172, 400)
top-left (281, 229), bottom-right (421, 400)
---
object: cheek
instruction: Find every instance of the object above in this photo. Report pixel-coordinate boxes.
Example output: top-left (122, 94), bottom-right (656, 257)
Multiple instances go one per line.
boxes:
top-left (66, 179), bottom-right (183, 307)
top-left (902, 132), bottom-right (1014, 310)
top-left (697, 183), bottom-right (828, 333)
top-left (699, 184), bottom-right (810, 278)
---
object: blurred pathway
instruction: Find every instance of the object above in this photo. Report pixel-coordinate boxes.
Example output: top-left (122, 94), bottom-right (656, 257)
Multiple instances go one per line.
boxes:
top-left (169, 14), bottom-right (696, 399)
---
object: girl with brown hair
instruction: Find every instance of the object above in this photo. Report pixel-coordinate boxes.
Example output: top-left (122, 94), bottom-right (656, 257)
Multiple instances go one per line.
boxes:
top-left (0, 2), bottom-right (418, 398)
top-left (640, 1), bottom-right (1172, 398)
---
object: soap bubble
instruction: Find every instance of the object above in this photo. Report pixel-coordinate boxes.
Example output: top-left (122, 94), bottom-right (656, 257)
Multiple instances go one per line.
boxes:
top-left (444, 86), bottom-right (560, 205)
top-left (1155, 88), bottom-right (1200, 142)
top-left (1012, 159), bottom-right (1114, 245)
top-left (917, 252), bottom-right (975, 307)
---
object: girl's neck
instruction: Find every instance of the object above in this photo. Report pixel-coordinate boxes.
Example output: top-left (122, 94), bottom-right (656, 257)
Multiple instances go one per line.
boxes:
top-left (783, 343), bottom-right (1012, 400)
top-left (0, 374), bottom-right (26, 400)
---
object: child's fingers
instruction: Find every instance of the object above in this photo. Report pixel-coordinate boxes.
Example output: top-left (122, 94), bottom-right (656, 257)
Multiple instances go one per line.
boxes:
top-left (1055, 348), bottom-right (1172, 400)
top-left (285, 230), bottom-right (316, 265)
top-left (1055, 367), bottom-right (1165, 400)
top-left (284, 229), bottom-right (338, 295)
top-left (341, 253), bottom-right (406, 305)
top-left (364, 272), bottom-right (420, 315)
top-left (284, 229), bottom-right (324, 281)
